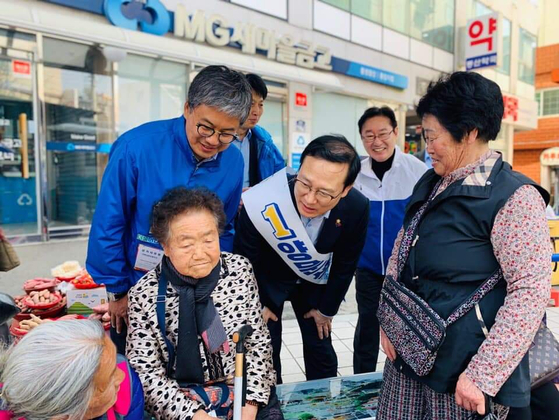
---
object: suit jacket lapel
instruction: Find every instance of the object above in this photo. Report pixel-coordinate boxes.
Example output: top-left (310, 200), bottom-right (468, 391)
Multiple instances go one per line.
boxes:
top-left (315, 206), bottom-right (342, 253)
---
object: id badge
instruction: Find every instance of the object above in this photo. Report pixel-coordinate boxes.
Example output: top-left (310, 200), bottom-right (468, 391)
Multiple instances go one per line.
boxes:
top-left (134, 244), bottom-right (164, 272)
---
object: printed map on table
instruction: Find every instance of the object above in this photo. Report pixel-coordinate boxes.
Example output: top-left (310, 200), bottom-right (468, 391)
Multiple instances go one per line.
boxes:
top-left (277, 372), bottom-right (383, 420)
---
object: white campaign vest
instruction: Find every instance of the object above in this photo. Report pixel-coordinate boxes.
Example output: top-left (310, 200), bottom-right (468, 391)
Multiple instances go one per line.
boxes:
top-left (242, 168), bottom-right (333, 285)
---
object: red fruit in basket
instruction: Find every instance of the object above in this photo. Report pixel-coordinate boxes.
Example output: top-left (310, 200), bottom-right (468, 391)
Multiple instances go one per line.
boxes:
top-left (23, 278), bottom-right (60, 292)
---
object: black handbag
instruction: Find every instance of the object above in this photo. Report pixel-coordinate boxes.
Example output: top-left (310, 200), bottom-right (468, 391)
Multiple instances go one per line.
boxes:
top-left (529, 322), bottom-right (559, 389)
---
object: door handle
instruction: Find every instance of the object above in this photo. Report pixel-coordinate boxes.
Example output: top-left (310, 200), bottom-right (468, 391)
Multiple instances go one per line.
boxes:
top-left (18, 113), bottom-right (29, 179)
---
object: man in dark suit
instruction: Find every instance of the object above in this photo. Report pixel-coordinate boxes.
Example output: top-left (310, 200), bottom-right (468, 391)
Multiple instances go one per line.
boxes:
top-left (234, 135), bottom-right (369, 382)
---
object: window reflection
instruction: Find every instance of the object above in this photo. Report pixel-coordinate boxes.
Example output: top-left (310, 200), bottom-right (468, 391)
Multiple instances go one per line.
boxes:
top-left (43, 38), bottom-right (113, 227)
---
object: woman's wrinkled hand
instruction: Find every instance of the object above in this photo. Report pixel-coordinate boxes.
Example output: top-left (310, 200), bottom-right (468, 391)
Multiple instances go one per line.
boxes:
top-left (380, 328), bottom-right (397, 361)
top-left (455, 372), bottom-right (486, 415)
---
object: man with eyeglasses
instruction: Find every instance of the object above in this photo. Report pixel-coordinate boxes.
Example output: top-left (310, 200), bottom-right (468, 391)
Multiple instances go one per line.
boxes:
top-left (234, 135), bottom-right (369, 382)
top-left (352, 106), bottom-right (427, 374)
top-left (86, 65), bottom-right (250, 354)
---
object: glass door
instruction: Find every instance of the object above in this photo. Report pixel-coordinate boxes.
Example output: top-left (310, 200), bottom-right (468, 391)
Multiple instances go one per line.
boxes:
top-left (0, 53), bottom-right (40, 237)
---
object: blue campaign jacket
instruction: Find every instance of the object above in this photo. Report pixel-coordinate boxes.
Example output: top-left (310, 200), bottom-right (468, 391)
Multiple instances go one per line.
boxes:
top-left (354, 147), bottom-right (427, 275)
top-left (249, 125), bottom-right (285, 186)
top-left (86, 116), bottom-right (243, 293)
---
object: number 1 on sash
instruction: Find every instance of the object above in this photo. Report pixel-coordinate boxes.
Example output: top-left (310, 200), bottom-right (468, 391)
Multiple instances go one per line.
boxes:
top-left (262, 203), bottom-right (296, 240)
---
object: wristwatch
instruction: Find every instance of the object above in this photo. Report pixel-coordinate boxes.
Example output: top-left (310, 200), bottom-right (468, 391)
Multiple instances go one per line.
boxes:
top-left (107, 291), bottom-right (128, 302)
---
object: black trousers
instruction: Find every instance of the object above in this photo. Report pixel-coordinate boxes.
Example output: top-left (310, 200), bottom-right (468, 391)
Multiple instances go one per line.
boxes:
top-left (353, 268), bottom-right (385, 374)
top-left (506, 381), bottom-right (559, 420)
top-left (110, 324), bottom-right (128, 355)
top-left (268, 284), bottom-right (338, 383)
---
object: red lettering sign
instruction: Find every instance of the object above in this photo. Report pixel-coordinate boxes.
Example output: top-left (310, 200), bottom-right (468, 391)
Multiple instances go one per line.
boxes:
top-left (502, 95), bottom-right (518, 122)
top-left (468, 17), bottom-right (497, 51)
top-left (295, 92), bottom-right (307, 107)
top-left (12, 60), bottom-right (31, 76)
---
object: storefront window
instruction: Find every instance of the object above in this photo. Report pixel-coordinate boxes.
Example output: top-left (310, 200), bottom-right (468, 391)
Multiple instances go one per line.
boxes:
top-left (542, 90), bottom-right (559, 116)
top-left (351, 0), bottom-right (382, 24)
top-left (312, 92), bottom-right (369, 156)
top-left (43, 37), bottom-right (113, 228)
top-left (116, 54), bottom-right (188, 135)
top-left (496, 18), bottom-right (511, 75)
top-left (518, 28), bottom-right (536, 85)
top-left (320, 0), bottom-right (350, 11)
top-left (383, 0), bottom-right (409, 34)
top-left (0, 53), bottom-right (38, 236)
top-left (258, 99), bottom-right (286, 160)
top-left (410, 0), bottom-right (454, 53)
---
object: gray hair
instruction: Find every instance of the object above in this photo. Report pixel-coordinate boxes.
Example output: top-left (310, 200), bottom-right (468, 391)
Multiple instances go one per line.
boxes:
top-left (0, 320), bottom-right (106, 420)
top-left (188, 65), bottom-right (252, 125)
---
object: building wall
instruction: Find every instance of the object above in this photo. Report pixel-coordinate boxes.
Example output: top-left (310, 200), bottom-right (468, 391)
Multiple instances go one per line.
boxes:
top-left (514, 149), bottom-right (543, 183)
top-left (539, 0), bottom-right (559, 48)
top-left (514, 44), bottom-right (559, 189)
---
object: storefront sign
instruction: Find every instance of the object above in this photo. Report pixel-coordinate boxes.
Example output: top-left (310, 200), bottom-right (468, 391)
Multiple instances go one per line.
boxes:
top-left (290, 132), bottom-right (310, 170)
top-left (331, 57), bottom-right (408, 89)
top-left (17, 193), bottom-right (33, 206)
top-left (45, 0), bottom-right (408, 90)
top-left (295, 92), bottom-right (308, 107)
top-left (501, 93), bottom-right (537, 130)
top-left (541, 148), bottom-right (559, 166)
top-left (12, 60), bottom-right (31, 78)
top-left (173, 6), bottom-right (332, 71)
top-left (46, 142), bottom-right (112, 153)
top-left (465, 13), bottom-right (499, 70)
top-left (105, 0), bottom-right (170, 36)
top-left (0, 152), bottom-right (15, 161)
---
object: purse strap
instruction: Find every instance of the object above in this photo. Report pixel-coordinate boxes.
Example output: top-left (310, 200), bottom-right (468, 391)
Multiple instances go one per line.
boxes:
top-left (396, 179), bottom-right (443, 277)
top-left (445, 269), bottom-right (503, 327)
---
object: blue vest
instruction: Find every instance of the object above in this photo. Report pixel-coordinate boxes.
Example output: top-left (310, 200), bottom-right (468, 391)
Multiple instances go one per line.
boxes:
top-left (394, 157), bottom-right (549, 407)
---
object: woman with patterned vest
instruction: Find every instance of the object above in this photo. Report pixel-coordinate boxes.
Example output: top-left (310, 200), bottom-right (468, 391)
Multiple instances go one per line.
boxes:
top-left (377, 72), bottom-right (551, 420)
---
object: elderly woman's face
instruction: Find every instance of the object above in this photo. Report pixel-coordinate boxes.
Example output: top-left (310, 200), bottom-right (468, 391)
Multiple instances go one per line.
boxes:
top-left (422, 114), bottom-right (467, 177)
top-left (162, 210), bottom-right (221, 278)
top-left (85, 336), bottom-right (125, 419)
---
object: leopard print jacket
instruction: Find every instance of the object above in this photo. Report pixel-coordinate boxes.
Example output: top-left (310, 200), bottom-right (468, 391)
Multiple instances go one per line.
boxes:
top-left (126, 252), bottom-right (276, 420)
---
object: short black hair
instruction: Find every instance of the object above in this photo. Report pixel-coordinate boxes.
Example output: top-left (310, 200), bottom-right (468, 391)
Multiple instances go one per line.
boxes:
top-left (300, 135), bottom-right (361, 188)
top-left (151, 187), bottom-right (226, 245)
top-left (246, 73), bottom-right (268, 100)
top-left (358, 106), bottom-right (397, 134)
top-left (416, 71), bottom-right (503, 143)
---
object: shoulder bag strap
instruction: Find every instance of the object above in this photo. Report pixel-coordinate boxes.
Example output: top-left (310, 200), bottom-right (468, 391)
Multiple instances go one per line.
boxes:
top-left (156, 273), bottom-right (176, 377)
top-left (248, 134), bottom-right (260, 187)
top-left (445, 268), bottom-right (503, 327)
top-left (396, 178), bottom-right (443, 277)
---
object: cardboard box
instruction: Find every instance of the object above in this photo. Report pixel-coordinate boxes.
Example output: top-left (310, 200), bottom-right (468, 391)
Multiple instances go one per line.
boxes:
top-left (66, 284), bottom-right (107, 315)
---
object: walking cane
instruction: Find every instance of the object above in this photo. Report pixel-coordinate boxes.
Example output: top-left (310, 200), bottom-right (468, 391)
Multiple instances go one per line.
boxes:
top-left (233, 324), bottom-right (254, 420)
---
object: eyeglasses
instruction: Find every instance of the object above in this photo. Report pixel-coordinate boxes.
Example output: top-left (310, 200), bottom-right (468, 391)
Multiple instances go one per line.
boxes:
top-left (362, 129), bottom-right (394, 143)
top-left (196, 123), bottom-right (238, 144)
top-left (292, 178), bottom-right (343, 204)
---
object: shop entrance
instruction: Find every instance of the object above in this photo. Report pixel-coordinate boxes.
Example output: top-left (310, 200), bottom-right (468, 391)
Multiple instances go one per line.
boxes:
top-left (0, 52), bottom-right (40, 238)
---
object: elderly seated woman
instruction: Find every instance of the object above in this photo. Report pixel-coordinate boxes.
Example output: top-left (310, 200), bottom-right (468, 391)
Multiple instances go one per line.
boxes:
top-left (0, 319), bottom-right (144, 420)
top-left (126, 187), bottom-right (278, 420)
